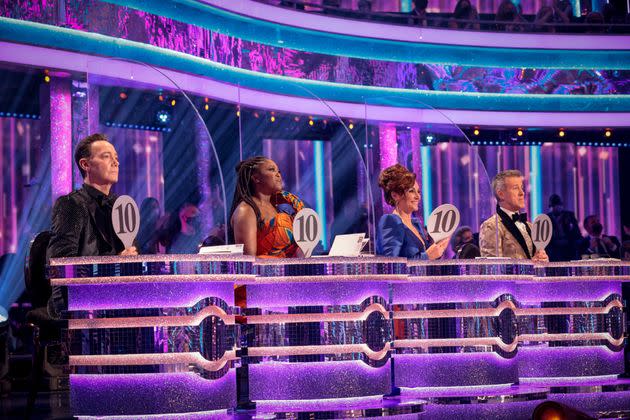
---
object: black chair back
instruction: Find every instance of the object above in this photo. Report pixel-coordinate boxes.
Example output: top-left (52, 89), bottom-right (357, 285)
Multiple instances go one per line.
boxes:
top-left (24, 231), bottom-right (52, 309)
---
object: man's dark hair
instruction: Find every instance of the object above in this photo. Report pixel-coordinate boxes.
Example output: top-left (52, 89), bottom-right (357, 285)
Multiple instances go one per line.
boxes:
top-left (74, 133), bottom-right (109, 179)
top-left (583, 215), bottom-right (597, 229)
top-left (414, 0), bottom-right (428, 10)
top-left (548, 194), bottom-right (563, 208)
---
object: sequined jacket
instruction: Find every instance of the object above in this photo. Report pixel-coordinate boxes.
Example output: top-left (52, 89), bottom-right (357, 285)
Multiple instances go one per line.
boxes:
top-left (479, 214), bottom-right (535, 259)
top-left (47, 185), bottom-right (124, 318)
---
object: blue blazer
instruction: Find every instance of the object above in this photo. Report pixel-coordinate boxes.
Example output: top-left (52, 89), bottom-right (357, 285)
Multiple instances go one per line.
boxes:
top-left (376, 214), bottom-right (432, 259)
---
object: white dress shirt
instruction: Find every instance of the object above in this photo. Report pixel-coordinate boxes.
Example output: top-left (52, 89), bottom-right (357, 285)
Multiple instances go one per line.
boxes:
top-left (500, 207), bottom-right (533, 255)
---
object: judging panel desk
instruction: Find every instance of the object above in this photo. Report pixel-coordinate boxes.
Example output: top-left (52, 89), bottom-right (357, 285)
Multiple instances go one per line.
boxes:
top-left (48, 255), bottom-right (629, 417)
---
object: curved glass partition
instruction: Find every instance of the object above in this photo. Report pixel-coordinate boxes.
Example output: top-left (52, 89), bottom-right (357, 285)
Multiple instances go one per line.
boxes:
top-left (236, 84), bottom-right (370, 254)
top-left (85, 59), bottom-right (228, 251)
top-left (363, 97), bottom-right (493, 258)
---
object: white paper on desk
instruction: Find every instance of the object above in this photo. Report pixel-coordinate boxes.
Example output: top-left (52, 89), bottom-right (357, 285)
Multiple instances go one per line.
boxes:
top-left (328, 233), bottom-right (366, 257)
top-left (198, 244), bottom-right (244, 255)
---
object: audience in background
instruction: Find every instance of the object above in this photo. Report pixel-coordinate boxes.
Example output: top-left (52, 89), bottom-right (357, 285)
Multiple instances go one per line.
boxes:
top-left (358, 0), bottom-right (372, 13)
top-left (495, 0), bottom-right (526, 32)
top-left (448, 0), bottom-right (480, 30)
top-left (270, 0), bottom-right (629, 33)
top-left (202, 224), bottom-right (227, 247)
top-left (621, 222), bottom-right (630, 261)
top-left (137, 197), bottom-right (162, 254)
top-left (322, 0), bottom-right (341, 12)
top-left (533, 6), bottom-right (552, 31)
top-left (545, 194), bottom-right (581, 262)
top-left (530, 1), bottom-right (572, 32)
top-left (159, 202), bottom-right (204, 254)
top-left (409, 0), bottom-right (428, 26)
top-left (585, 11), bottom-right (606, 32)
top-left (450, 226), bottom-right (481, 259)
top-left (555, 0), bottom-right (574, 20)
top-left (579, 215), bottom-right (622, 259)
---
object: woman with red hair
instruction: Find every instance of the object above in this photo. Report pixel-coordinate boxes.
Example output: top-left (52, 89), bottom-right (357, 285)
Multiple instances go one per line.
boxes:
top-left (376, 164), bottom-right (449, 259)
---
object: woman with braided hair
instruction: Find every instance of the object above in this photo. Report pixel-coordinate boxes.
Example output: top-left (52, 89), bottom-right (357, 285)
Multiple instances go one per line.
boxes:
top-left (229, 156), bottom-right (304, 257)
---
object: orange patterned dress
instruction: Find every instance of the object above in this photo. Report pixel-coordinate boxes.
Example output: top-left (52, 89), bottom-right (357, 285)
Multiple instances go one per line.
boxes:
top-left (256, 191), bottom-right (304, 258)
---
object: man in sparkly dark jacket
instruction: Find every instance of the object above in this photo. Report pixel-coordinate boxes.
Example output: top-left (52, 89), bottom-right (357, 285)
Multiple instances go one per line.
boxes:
top-left (47, 133), bottom-right (137, 319)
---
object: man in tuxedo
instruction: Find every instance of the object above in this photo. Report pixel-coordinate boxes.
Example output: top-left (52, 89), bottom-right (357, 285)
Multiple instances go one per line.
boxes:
top-left (579, 215), bottom-right (622, 259)
top-left (479, 169), bottom-right (548, 261)
top-left (47, 133), bottom-right (137, 319)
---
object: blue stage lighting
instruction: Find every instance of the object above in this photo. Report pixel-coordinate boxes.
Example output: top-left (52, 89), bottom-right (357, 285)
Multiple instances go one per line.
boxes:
top-left (156, 109), bottom-right (171, 125)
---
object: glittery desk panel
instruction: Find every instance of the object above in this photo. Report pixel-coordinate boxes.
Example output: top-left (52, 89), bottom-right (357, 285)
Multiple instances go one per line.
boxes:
top-left (52, 257), bottom-right (629, 416)
top-left (243, 281), bottom-right (391, 307)
top-left (394, 353), bottom-right (518, 388)
top-left (390, 262), bottom-right (626, 388)
top-left (53, 256), bottom-right (249, 416)
top-left (70, 371), bottom-right (236, 416)
top-left (248, 360), bottom-right (391, 401)
top-left (517, 345), bottom-right (625, 378)
top-left (241, 275), bottom-right (392, 399)
top-left (67, 281), bottom-right (236, 310)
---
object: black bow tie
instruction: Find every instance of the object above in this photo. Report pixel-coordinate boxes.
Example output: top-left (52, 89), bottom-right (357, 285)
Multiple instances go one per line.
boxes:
top-left (511, 212), bottom-right (527, 223)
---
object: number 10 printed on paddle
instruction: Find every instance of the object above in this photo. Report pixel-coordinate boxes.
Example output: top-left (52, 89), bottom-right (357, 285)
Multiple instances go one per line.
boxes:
top-left (112, 195), bottom-right (140, 249)
top-left (427, 204), bottom-right (460, 242)
top-left (532, 214), bottom-right (553, 250)
top-left (293, 208), bottom-right (322, 258)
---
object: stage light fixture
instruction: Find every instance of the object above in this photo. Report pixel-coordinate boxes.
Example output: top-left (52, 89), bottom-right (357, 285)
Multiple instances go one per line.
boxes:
top-left (119, 92), bottom-right (127, 100)
top-left (204, 97), bottom-right (209, 103)
top-left (558, 129), bottom-right (565, 137)
top-left (236, 110), bottom-right (240, 117)
top-left (170, 99), bottom-right (176, 107)
top-left (270, 116), bottom-right (276, 122)
top-left (293, 116), bottom-right (299, 122)
top-left (426, 135), bottom-right (434, 143)
top-left (349, 123), bottom-right (354, 129)
top-left (517, 129), bottom-right (523, 137)
top-left (204, 104), bottom-right (209, 111)
top-left (473, 129), bottom-right (479, 136)
top-left (605, 129), bottom-right (612, 137)
top-left (156, 109), bottom-right (171, 125)
top-left (309, 119), bottom-right (314, 126)
top-left (158, 95), bottom-right (164, 101)
top-left (44, 75), bottom-right (50, 83)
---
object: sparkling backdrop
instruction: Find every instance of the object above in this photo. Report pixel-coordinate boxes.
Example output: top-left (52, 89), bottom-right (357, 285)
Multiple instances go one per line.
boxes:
top-left (0, 1), bottom-right (628, 95)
